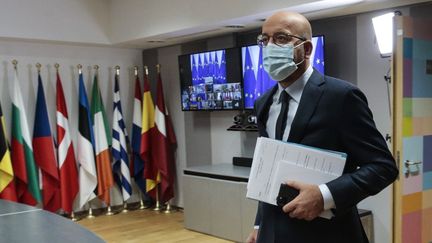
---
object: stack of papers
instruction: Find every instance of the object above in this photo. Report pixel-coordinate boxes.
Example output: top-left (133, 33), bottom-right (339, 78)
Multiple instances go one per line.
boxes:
top-left (247, 137), bottom-right (347, 208)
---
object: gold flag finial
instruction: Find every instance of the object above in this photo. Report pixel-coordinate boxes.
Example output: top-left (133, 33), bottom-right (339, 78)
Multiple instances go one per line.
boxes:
top-left (12, 60), bottom-right (18, 70)
top-left (115, 65), bottom-right (120, 75)
top-left (156, 64), bottom-right (161, 73)
top-left (94, 65), bottom-right (99, 77)
top-left (54, 63), bottom-right (60, 71)
top-left (144, 66), bottom-right (149, 76)
top-left (77, 64), bottom-right (82, 74)
top-left (36, 63), bottom-right (42, 73)
top-left (134, 66), bottom-right (138, 76)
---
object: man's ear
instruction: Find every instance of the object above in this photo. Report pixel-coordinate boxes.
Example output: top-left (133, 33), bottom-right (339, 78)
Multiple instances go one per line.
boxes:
top-left (303, 41), bottom-right (313, 59)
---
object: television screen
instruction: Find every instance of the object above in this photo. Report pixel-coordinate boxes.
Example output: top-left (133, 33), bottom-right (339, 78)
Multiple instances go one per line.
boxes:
top-left (178, 48), bottom-right (243, 111)
top-left (242, 35), bottom-right (325, 109)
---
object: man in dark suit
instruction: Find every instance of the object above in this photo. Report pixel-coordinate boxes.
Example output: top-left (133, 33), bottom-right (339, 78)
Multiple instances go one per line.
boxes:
top-left (246, 11), bottom-right (398, 243)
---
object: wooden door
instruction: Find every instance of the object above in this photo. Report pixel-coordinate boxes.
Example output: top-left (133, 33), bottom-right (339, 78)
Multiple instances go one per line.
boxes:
top-left (393, 16), bottom-right (432, 243)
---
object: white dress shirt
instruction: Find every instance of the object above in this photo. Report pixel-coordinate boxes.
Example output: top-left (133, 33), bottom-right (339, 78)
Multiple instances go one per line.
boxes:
top-left (264, 65), bottom-right (335, 216)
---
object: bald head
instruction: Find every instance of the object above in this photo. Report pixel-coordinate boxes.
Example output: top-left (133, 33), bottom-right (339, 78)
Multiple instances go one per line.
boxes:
top-left (263, 11), bottom-right (312, 40)
top-left (261, 11), bottom-right (313, 87)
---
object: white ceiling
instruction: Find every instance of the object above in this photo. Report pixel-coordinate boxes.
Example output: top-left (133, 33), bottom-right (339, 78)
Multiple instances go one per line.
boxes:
top-left (109, 0), bottom-right (430, 49)
top-left (0, 0), bottom-right (429, 49)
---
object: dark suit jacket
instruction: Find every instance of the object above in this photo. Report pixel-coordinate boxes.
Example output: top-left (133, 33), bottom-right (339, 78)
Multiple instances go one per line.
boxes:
top-left (253, 70), bottom-right (398, 243)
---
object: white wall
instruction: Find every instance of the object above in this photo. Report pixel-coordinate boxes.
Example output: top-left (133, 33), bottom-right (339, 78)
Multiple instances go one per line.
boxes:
top-left (356, 7), bottom-right (409, 243)
top-left (0, 39), bottom-right (143, 209)
top-left (0, 0), bottom-right (110, 45)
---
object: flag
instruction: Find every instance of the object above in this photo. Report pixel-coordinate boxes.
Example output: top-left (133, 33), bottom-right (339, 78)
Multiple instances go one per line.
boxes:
top-left (208, 52), bottom-right (214, 81)
top-left (203, 53), bottom-right (209, 78)
top-left (147, 72), bottom-right (177, 203)
top-left (257, 45), bottom-right (274, 97)
top-left (10, 68), bottom-right (41, 205)
top-left (312, 36), bottom-right (325, 75)
top-left (214, 51), bottom-right (220, 84)
top-left (219, 50), bottom-right (226, 83)
top-left (33, 73), bottom-right (61, 212)
top-left (77, 71), bottom-right (97, 209)
top-left (197, 54), bottom-right (203, 84)
top-left (112, 72), bottom-right (132, 201)
top-left (191, 56), bottom-right (197, 84)
top-left (140, 71), bottom-right (156, 194)
top-left (91, 73), bottom-right (114, 205)
top-left (0, 102), bottom-right (17, 202)
top-left (131, 74), bottom-right (146, 193)
top-left (56, 71), bottom-right (79, 213)
top-left (244, 47), bottom-right (257, 109)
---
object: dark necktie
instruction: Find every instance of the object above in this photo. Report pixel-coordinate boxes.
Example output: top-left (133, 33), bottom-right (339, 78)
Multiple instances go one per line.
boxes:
top-left (275, 91), bottom-right (290, 140)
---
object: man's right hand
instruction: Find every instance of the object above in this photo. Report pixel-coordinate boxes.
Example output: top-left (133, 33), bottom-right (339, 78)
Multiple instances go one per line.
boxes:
top-left (246, 229), bottom-right (258, 243)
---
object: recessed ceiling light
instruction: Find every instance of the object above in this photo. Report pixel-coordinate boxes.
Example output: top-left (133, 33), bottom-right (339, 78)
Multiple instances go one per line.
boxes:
top-left (147, 40), bottom-right (165, 43)
top-left (224, 25), bottom-right (245, 29)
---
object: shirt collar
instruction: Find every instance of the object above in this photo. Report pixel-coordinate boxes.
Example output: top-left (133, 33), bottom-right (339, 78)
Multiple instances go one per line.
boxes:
top-left (276, 65), bottom-right (313, 103)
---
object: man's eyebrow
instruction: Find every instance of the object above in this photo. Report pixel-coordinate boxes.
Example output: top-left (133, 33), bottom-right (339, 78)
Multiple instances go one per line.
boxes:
top-left (261, 31), bottom-right (293, 36)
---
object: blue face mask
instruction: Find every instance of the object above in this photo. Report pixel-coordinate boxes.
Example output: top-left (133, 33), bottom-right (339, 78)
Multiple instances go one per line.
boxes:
top-left (263, 42), bottom-right (305, 81)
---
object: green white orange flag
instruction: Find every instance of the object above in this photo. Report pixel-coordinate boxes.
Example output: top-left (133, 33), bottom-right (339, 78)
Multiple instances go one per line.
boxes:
top-left (10, 67), bottom-right (41, 205)
top-left (91, 72), bottom-right (114, 205)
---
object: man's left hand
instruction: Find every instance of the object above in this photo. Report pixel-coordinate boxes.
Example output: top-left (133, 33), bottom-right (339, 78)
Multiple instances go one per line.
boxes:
top-left (282, 181), bottom-right (324, 221)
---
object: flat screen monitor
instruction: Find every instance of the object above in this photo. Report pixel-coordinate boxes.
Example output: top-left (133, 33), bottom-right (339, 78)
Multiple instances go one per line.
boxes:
top-left (178, 48), bottom-right (243, 111)
top-left (242, 35), bottom-right (325, 109)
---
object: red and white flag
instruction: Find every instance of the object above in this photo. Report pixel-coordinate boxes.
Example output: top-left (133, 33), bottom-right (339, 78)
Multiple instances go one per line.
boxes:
top-left (150, 72), bottom-right (177, 203)
top-left (56, 71), bottom-right (79, 213)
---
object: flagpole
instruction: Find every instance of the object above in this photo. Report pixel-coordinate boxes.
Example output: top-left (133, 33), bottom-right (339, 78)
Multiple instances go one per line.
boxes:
top-left (12, 60), bottom-right (18, 70)
top-left (106, 204), bottom-right (115, 216)
top-left (87, 201), bottom-right (95, 219)
top-left (134, 65), bottom-right (147, 210)
top-left (139, 191), bottom-right (149, 209)
top-left (70, 211), bottom-right (78, 221)
top-left (144, 65), bottom-right (149, 76)
top-left (164, 200), bottom-right (175, 214)
top-left (77, 64), bottom-right (83, 74)
top-left (153, 185), bottom-right (162, 211)
top-left (122, 201), bottom-right (128, 213)
top-left (78, 64), bottom-right (91, 220)
top-left (115, 65), bottom-right (120, 76)
top-left (56, 62), bottom-right (78, 221)
top-left (156, 64), bottom-right (161, 73)
top-left (151, 64), bottom-right (163, 212)
top-left (36, 63), bottom-right (42, 74)
top-left (94, 64), bottom-right (114, 217)
top-left (54, 63), bottom-right (60, 70)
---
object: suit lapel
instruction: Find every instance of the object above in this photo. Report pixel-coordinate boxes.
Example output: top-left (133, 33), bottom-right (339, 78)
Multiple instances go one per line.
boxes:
top-left (256, 85), bottom-right (278, 137)
top-left (288, 70), bottom-right (325, 143)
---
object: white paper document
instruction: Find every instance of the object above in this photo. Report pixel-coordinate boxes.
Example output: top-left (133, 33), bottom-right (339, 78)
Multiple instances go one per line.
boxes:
top-left (247, 137), bottom-right (347, 208)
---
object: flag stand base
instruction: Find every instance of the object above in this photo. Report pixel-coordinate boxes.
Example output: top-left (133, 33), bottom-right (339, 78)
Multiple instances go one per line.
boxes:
top-left (87, 207), bottom-right (96, 219)
top-left (139, 199), bottom-right (147, 210)
top-left (163, 203), bottom-right (174, 214)
top-left (71, 212), bottom-right (78, 221)
top-left (106, 205), bottom-right (115, 216)
top-left (153, 201), bottom-right (162, 211)
top-left (121, 202), bottom-right (128, 213)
